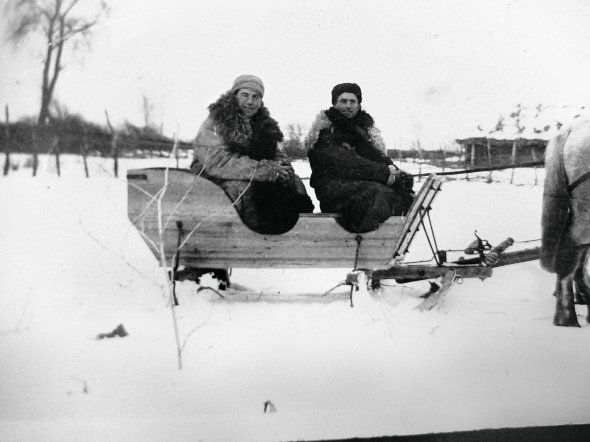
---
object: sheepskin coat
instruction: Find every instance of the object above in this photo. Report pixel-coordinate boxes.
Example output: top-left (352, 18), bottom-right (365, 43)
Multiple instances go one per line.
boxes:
top-left (191, 92), bottom-right (313, 234)
top-left (305, 107), bottom-right (413, 233)
top-left (191, 91), bottom-right (286, 179)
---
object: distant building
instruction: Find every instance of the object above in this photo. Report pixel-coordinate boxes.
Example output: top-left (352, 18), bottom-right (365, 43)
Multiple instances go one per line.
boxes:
top-left (455, 137), bottom-right (546, 167)
top-left (455, 104), bottom-right (586, 167)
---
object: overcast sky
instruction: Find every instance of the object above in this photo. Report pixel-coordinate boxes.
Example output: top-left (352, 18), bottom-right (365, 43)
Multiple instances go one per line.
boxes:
top-left (2, 0), bottom-right (590, 147)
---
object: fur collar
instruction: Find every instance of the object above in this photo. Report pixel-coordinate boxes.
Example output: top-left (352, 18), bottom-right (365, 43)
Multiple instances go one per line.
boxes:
top-left (208, 91), bottom-right (283, 152)
top-left (325, 106), bottom-right (375, 132)
top-left (304, 107), bottom-right (386, 154)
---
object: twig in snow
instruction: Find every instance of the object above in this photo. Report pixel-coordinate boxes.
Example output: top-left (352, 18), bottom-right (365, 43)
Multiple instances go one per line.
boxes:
top-left (80, 221), bottom-right (160, 285)
top-left (68, 376), bottom-right (89, 394)
top-left (163, 167), bottom-right (205, 231)
top-left (180, 319), bottom-right (211, 353)
top-left (196, 286), bottom-right (225, 298)
top-left (173, 171), bottom-right (254, 253)
top-left (131, 184), bottom-right (168, 226)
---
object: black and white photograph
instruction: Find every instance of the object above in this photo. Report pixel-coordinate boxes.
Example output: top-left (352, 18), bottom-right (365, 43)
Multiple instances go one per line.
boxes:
top-left (1, 0), bottom-right (590, 440)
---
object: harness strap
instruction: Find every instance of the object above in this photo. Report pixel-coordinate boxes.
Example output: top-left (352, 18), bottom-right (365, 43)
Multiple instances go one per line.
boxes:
top-left (568, 170), bottom-right (590, 193)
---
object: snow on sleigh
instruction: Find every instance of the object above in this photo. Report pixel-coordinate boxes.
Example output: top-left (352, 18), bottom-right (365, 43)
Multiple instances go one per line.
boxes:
top-left (127, 168), bottom-right (532, 307)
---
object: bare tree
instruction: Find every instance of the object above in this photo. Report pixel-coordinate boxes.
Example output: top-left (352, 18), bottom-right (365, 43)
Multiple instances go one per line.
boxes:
top-left (4, 0), bottom-right (110, 126)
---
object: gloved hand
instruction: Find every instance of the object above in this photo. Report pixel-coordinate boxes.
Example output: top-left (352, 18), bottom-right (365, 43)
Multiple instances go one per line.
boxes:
top-left (387, 165), bottom-right (414, 192)
top-left (278, 158), bottom-right (295, 170)
top-left (255, 159), bottom-right (294, 183)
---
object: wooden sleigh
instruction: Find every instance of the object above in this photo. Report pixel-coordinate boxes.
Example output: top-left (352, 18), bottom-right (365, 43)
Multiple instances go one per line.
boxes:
top-left (127, 168), bottom-right (494, 296)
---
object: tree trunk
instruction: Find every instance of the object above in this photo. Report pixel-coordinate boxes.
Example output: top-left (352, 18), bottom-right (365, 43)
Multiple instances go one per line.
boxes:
top-left (31, 125), bottom-right (39, 177)
top-left (105, 110), bottom-right (118, 178)
top-left (38, 6), bottom-right (56, 127)
top-left (53, 136), bottom-right (61, 177)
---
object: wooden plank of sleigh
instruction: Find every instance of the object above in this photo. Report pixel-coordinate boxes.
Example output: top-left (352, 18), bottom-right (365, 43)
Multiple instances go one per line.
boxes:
top-left (126, 168), bottom-right (443, 271)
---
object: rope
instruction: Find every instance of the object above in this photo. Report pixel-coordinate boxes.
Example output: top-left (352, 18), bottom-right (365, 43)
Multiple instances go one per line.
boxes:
top-left (513, 238), bottom-right (542, 244)
top-left (411, 160), bottom-right (545, 178)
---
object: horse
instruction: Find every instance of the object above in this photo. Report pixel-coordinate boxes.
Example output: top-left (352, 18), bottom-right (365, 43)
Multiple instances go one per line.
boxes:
top-left (541, 117), bottom-right (590, 327)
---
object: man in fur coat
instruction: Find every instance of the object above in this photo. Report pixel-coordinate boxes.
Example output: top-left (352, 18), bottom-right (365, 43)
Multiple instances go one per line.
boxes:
top-left (191, 75), bottom-right (314, 234)
top-left (305, 83), bottom-right (414, 233)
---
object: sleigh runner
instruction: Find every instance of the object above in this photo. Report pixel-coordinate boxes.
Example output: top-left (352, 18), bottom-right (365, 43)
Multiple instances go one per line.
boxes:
top-left (127, 168), bottom-right (503, 296)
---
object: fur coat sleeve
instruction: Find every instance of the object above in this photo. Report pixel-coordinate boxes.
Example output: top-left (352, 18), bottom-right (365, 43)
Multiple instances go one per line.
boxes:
top-left (308, 139), bottom-right (390, 183)
top-left (190, 116), bottom-right (280, 182)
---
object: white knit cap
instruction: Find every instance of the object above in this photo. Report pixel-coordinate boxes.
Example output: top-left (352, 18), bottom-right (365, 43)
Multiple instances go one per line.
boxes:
top-left (231, 74), bottom-right (264, 97)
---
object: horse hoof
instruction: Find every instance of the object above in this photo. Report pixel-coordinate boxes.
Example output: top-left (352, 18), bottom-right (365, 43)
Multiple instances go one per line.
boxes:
top-left (553, 314), bottom-right (581, 327)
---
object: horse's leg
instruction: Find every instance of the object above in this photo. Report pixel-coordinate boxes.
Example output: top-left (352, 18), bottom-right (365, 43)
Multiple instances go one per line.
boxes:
top-left (552, 276), bottom-right (560, 298)
top-left (574, 250), bottom-right (590, 323)
top-left (554, 273), bottom-right (581, 327)
top-left (573, 261), bottom-right (587, 304)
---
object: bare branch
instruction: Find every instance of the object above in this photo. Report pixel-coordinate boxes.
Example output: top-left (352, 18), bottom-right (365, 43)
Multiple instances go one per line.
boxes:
top-left (4, 0), bottom-right (109, 125)
top-left (163, 168), bottom-right (205, 231)
top-left (136, 226), bottom-right (162, 258)
top-left (62, 0), bottom-right (80, 17)
top-left (80, 221), bottom-right (161, 286)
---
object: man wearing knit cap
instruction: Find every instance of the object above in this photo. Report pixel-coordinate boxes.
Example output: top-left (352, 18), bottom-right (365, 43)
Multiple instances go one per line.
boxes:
top-left (191, 74), bottom-right (313, 234)
top-left (305, 82), bottom-right (414, 233)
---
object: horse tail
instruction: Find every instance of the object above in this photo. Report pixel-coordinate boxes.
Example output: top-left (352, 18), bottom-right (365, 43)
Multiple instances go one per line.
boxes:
top-left (541, 128), bottom-right (572, 273)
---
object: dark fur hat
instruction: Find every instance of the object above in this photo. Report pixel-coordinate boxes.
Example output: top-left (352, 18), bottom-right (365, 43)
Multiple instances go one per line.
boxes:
top-left (331, 83), bottom-right (362, 104)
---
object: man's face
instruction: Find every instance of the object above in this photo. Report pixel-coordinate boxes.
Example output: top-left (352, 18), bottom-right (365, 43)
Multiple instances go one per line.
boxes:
top-left (235, 88), bottom-right (262, 117)
top-left (334, 92), bottom-right (360, 118)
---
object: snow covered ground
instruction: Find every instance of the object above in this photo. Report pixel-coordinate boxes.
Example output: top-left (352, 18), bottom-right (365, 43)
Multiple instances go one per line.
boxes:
top-left (1, 154), bottom-right (589, 441)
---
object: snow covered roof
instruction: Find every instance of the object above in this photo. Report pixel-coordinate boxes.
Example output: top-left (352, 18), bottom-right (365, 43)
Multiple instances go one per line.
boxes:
top-left (460, 104), bottom-right (588, 141)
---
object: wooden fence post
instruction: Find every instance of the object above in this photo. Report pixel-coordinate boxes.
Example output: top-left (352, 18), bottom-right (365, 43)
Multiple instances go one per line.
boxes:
top-left (105, 110), bottom-right (119, 178)
top-left (173, 132), bottom-right (179, 168)
top-left (531, 147), bottom-right (538, 186)
top-left (3, 105), bottom-right (10, 176)
top-left (467, 143), bottom-right (475, 181)
top-left (81, 127), bottom-right (90, 178)
top-left (486, 138), bottom-right (492, 183)
top-left (510, 140), bottom-right (518, 184)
